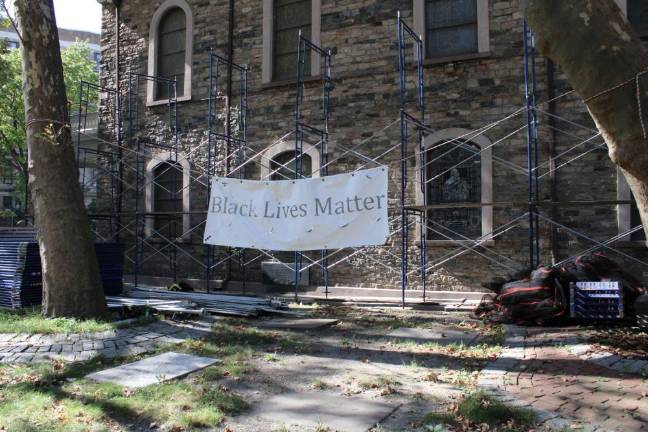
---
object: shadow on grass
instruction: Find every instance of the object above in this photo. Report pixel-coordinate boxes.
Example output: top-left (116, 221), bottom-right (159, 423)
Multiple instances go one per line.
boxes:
top-left (0, 345), bottom-right (252, 431)
top-left (422, 391), bottom-right (536, 431)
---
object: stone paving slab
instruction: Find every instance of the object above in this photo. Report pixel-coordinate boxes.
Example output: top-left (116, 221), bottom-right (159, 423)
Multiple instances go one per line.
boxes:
top-left (0, 320), bottom-right (206, 364)
top-left (386, 327), bottom-right (479, 346)
top-left (250, 391), bottom-right (398, 431)
top-left (86, 352), bottom-right (219, 388)
top-left (255, 318), bottom-right (339, 330)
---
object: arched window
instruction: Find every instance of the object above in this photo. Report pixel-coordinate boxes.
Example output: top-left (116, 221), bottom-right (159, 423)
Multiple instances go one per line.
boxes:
top-left (153, 161), bottom-right (183, 237)
top-left (426, 140), bottom-right (481, 239)
top-left (145, 152), bottom-right (191, 239)
top-left (260, 141), bottom-right (321, 180)
top-left (147, 0), bottom-right (193, 105)
top-left (270, 151), bottom-right (313, 180)
top-left (157, 8), bottom-right (186, 98)
top-left (419, 128), bottom-right (493, 243)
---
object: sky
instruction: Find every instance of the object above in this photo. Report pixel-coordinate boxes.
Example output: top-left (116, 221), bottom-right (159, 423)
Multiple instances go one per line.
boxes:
top-left (5, 0), bottom-right (102, 34)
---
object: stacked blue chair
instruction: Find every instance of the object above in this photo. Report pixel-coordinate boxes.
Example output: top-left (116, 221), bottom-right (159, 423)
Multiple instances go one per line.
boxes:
top-left (570, 281), bottom-right (624, 320)
top-left (0, 228), bottom-right (123, 309)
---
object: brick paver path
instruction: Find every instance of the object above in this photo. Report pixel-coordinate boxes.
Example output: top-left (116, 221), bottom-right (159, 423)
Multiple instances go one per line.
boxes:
top-left (481, 327), bottom-right (648, 432)
top-left (0, 320), bottom-right (209, 364)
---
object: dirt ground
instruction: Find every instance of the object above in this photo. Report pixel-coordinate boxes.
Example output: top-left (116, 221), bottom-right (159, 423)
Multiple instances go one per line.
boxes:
top-left (212, 304), bottom-right (512, 432)
top-left (0, 302), bottom-right (553, 432)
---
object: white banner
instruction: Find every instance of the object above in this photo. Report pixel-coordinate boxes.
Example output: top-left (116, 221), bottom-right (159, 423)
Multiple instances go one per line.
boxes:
top-left (203, 167), bottom-right (389, 251)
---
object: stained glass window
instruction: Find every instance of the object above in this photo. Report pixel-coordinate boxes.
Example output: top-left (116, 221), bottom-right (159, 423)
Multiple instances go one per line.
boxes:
top-left (426, 140), bottom-right (481, 239)
top-left (425, 0), bottom-right (478, 58)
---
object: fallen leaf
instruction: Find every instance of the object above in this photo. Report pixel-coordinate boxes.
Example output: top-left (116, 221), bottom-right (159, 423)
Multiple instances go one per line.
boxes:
top-left (423, 372), bottom-right (439, 382)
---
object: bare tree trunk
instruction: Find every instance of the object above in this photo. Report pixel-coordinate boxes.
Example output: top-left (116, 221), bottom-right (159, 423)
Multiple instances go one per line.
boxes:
top-left (523, 0), bottom-right (648, 240)
top-left (14, 0), bottom-right (109, 319)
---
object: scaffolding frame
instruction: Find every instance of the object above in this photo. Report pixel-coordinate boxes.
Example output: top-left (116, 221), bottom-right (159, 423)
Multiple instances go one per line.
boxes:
top-left (207, 52), bottom-right (249, 292)
top-left (397, 13), bottom-right (428, 305)
top-left (292, 32), bottom-right (333, 301)
top-left (66, 12), bottom-right (648, 306)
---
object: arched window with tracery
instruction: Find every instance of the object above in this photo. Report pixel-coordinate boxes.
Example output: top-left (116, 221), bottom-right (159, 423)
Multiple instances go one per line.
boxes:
top-left (419, 128), bottom-right (493, 243)
top-left (426, 140), bottom-right (482, 239)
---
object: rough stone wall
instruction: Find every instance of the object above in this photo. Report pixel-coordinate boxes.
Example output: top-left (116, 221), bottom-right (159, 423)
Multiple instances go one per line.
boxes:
top-left (96, 0), bottom-right (648, 291)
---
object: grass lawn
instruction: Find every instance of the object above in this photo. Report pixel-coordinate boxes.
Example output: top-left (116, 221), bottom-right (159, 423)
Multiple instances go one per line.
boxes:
top-left (0, 307), bottom-right (149, 334)
top-left (421, 391), bottom-right (536, 432)
top-left (0, 319), bottom-right (305, 431)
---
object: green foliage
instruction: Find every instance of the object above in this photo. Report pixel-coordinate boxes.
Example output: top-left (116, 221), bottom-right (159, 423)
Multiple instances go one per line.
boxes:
top-left (0, 45), bottom-right (23, 165)
top-left (0, 209), bottom-right (16, 218)
top-left (0, 363), bottom-right (248, 432)
top-left (0, 40), bottom-right (98, 210)
top-left (456, 391), bottom-right (536, 427)
top-left (61, 41), bottom-right (99, 108)
top-left (420, 392), bottom-right (536, 431)
top-left (0, 1), bottom-right (10, 29)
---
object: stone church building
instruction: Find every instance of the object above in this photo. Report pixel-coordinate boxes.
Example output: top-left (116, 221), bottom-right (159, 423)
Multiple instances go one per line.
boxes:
top-left (93, 0), bottom-right (648, 292)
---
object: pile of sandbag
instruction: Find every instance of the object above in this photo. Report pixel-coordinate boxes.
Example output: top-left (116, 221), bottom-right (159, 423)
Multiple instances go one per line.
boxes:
top-left (473, 253), bottom-right (646, 325)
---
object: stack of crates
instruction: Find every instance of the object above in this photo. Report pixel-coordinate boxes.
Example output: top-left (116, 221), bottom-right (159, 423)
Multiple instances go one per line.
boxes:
top-left (570, 281), bottom-right (624, 320)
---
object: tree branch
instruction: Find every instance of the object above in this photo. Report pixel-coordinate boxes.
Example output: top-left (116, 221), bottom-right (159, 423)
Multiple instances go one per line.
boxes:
top-left (0, 1), bottom-right (24, 44)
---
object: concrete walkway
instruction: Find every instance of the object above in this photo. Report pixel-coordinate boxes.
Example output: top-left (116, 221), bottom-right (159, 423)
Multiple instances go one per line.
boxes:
top-left (0, 320), bottom-right (209, 364)
top-left (479, 326), bottom-right (648, 432)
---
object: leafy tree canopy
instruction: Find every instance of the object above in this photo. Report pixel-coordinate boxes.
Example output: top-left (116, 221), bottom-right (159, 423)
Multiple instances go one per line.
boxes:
top-left (0, 40), bottom-right (98, 212)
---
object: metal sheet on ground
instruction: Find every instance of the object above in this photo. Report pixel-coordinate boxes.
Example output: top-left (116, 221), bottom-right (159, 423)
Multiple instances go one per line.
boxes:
top-left (255, 319), bottom-right (339, 330)
top-left (250, 392), bottom-right (398, 432)
top-left (85, 352), bottom-right (219, 388)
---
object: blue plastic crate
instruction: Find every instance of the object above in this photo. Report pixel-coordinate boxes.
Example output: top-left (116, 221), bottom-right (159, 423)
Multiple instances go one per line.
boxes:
top-left (570, 281), bottom-right (624, 320)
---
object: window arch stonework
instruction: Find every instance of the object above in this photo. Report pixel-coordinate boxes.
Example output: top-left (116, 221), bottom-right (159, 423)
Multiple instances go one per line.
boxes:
top-left (260, 141), bottom-right (321, 180)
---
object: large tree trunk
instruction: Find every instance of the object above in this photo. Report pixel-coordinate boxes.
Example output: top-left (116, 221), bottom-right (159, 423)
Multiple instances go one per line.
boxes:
top-left (524, 0), bottom-right (648, 240)
top-left (15, 0), bottom-right (109, 319)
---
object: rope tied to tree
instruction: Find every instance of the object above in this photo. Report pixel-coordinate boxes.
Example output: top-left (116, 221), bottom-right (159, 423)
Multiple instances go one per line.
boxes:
top-left (24, 118), bottom-right (71, 143)
top-left (636, 73), bottom-right (647, 140)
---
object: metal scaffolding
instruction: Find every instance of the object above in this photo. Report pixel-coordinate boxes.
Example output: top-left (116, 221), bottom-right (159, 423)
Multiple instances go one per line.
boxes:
top-left (67, 13), bottom-right (648, 306)
top-left (206, 52), bottom-right (249, 292)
